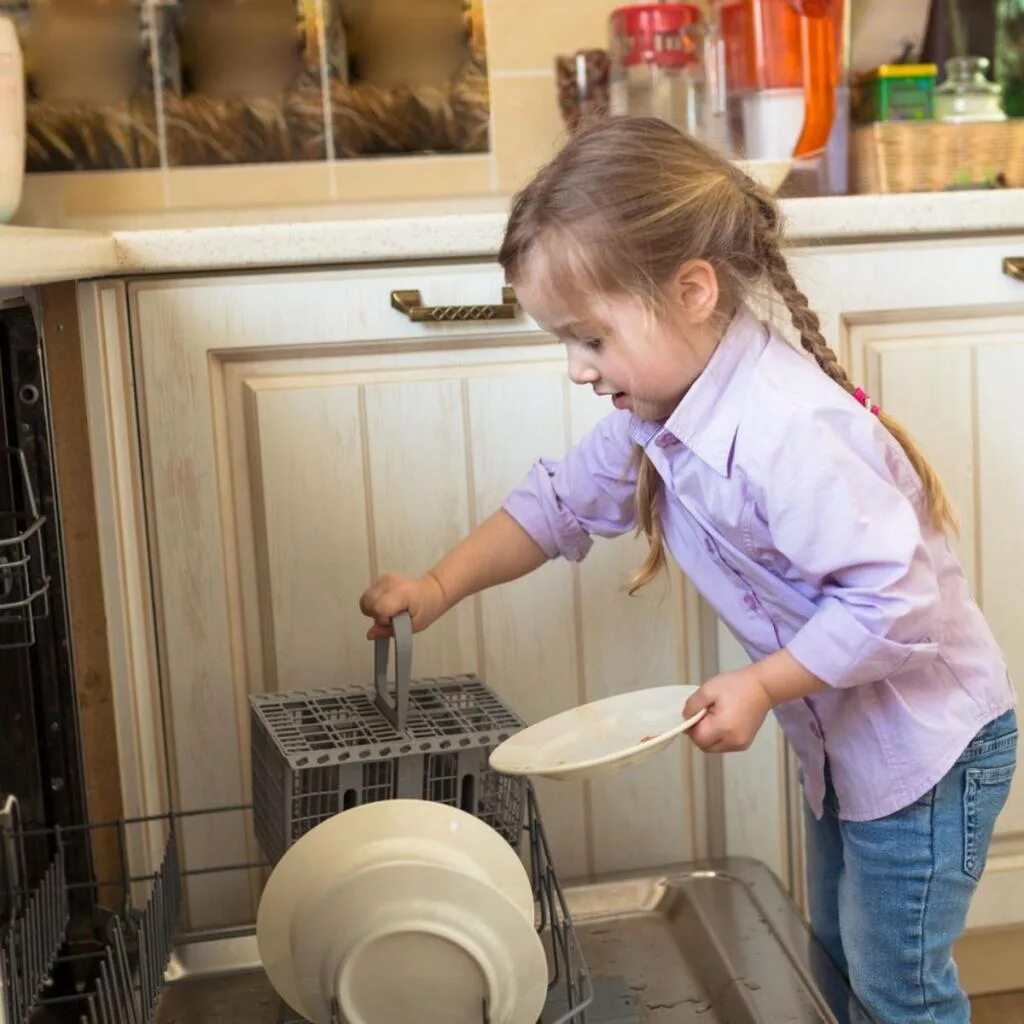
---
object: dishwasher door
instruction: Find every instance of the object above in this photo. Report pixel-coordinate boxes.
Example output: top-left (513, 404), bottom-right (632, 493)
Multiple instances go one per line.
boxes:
top-left (560, 857), bottom-right (869, 1023)
top-left (156, 857), bottom-right (869, 1024)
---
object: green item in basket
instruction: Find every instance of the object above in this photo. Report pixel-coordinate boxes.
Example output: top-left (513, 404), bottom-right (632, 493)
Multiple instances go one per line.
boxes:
top-left (856, 64), bottom-right (938, 123)
top-left (995, 0), bottom-right (1024, 116)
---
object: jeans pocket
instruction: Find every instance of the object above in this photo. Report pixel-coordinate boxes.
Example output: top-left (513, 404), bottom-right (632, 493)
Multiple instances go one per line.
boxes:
top-left (963, 762), bottom-right (1016, 881)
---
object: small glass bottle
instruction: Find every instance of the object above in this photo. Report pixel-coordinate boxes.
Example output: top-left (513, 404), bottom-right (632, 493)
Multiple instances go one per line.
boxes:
top-left (934, 56), bottom-right (1007, 123)
top-left (995, 0), bottom-right (1024, 117)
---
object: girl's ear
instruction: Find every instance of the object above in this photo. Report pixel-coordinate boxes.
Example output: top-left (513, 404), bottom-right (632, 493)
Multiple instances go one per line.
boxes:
top-left (669, 259), bottom-right (720, 326)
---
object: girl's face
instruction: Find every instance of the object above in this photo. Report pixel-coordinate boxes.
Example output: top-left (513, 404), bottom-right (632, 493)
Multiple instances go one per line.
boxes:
top-left (515, 255), bottom-right (721, 422)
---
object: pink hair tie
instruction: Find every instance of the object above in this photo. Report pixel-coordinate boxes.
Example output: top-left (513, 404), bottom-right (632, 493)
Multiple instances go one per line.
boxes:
top-left (853, 387), bottom-right (881, 417)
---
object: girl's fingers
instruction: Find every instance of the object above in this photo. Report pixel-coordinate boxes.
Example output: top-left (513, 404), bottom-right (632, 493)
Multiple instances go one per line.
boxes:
top-left (683, 685), bottom-right (713, 719)
top-left (688, 715), bottom-right (719, 751)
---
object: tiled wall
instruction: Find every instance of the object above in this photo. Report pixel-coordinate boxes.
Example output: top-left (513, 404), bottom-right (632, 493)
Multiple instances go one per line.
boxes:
top-left (486, 0), bottom-right (619, 193)
top-left (15, 0), bottom-right (625, 226)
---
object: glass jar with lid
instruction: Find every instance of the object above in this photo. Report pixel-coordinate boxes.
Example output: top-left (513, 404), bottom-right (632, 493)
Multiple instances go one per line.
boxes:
top-left (608, 3), bottom-right (705, 135)
top-left (934, 56), bottom-right (1006, 123)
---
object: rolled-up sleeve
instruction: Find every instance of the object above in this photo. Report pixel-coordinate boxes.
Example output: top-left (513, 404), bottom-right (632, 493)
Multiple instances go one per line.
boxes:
top-left (503, 410), bottom-right (638, 562)
top-left (762, 409), bottom-right (940, 688)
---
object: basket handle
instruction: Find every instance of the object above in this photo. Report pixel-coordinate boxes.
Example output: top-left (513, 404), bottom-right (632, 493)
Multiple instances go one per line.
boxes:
top-left (373, 612), bottom-right (412, 731)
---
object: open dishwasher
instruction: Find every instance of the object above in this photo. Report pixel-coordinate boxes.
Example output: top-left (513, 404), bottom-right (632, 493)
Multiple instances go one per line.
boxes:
top-left (1, 797), bottom-right (866, 1024)
top-left (0, 601), bottom-right (868, 1024)
top-left (2, 640), bottom-right (867, 1024)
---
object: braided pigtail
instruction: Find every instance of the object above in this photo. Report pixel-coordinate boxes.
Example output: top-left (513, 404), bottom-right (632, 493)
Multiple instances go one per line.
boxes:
top-left (754, 209), bottom-right (958, 534)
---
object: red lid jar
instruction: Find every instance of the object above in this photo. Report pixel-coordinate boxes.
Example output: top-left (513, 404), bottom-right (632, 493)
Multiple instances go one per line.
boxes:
top-left (609, 3), bottom-right (703, 69)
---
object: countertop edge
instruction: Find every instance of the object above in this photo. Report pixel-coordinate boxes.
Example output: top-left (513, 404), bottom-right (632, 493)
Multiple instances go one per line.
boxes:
top-left (4, 189), bottom-right (1024, 288)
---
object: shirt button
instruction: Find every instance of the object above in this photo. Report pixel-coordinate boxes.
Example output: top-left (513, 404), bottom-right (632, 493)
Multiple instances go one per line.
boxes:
top-left (655, 432), bottom-right (680, 448)
top-left (704, 537), bottom-right (715, 554)
top-left (743, 593), bottom-right (758, 611)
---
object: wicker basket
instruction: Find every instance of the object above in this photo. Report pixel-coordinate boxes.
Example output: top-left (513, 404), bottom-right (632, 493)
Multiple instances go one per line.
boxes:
top-left (850, 119), bottom-right (1024, 193)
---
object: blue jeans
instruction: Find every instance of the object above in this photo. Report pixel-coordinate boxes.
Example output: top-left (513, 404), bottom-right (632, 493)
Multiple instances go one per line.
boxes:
top-left (805, 709), bottom-right (1017, 1024)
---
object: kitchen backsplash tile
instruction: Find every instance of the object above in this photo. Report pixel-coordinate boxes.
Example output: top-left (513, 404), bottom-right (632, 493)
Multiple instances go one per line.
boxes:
top-left (12, 0), bottom-right (633, 221)
top-left (483, 0), bottom-right (619, 73)
top-left (329, 152), bottom-right (492, 202)
top-left (489, 71), bottom-right (564, 194)
top-left (14, 166), bottom-right (169, 224)
top-left (165, 159), bottom-right (334, 208)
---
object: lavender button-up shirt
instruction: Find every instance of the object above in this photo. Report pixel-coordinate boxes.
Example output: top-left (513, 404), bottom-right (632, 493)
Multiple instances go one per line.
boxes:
top-left (505, 308), bottom-right (1015, 820)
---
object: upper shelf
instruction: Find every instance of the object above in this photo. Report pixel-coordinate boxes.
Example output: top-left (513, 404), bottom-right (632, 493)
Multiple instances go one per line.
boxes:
top-left (4, 189), bottom-right (1024, 289)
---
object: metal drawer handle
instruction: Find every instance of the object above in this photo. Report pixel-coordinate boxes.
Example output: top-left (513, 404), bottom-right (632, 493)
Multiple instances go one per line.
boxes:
top-left (390, 286), bottom-right (518, 322)
top-left (1003, 257), bottom-right (1024, 281)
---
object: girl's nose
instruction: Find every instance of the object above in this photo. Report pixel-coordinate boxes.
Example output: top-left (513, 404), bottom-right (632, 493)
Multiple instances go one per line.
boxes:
top-left (567, 349), bottom-right (599, 386)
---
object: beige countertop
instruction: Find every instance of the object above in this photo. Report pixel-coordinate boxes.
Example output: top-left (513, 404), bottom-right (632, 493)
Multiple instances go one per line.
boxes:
top-left (4, 189), bottom-right (1024, 289)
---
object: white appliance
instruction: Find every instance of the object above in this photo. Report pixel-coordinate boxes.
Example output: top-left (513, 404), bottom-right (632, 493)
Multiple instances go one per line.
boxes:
top-left (0, 16), bottom-right (24, 224)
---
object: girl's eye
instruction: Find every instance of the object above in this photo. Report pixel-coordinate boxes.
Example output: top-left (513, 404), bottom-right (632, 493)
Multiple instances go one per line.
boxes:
top-left (582, 338), bottom-right (602, 351)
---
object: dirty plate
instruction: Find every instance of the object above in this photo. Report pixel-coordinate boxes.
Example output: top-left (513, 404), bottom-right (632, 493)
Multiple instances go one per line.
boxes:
top-left (489, 685), bottom-right (705, 781)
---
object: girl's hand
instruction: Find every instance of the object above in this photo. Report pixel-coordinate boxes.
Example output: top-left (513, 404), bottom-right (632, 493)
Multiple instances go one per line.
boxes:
top-left (359, 572), bottom-right (448, 639)
top-left (683, 667), bottom-right (774, 753)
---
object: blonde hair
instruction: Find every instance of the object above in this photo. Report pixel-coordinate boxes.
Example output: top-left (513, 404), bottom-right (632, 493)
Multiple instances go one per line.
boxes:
top-left (498, 117), bottom-right (956, 593)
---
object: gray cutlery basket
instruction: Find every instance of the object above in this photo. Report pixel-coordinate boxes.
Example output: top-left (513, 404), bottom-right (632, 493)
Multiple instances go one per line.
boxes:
top-left (250, 613), bottom-right (527, 865)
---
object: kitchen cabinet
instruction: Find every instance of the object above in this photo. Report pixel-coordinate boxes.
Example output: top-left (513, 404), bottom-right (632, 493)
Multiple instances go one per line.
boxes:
top-left (77, 232), bottom-right (1024, 987)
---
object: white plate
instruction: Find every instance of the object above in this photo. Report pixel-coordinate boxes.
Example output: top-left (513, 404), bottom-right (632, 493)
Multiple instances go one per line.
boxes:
top-left (488, 685), bottom-right (706, 780)
top-left (734, 158), bottom-right (793, 193)
top-left (258, 800), bottom-right (534, 1017)
top-left (289, 861), bottom-right (548, 1024)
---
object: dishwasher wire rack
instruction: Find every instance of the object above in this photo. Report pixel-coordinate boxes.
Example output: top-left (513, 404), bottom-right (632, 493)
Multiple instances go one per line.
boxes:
top-left (1, 787), bottom-right (592, 1024)
top-left (0, 445), bottom-right (51, 650)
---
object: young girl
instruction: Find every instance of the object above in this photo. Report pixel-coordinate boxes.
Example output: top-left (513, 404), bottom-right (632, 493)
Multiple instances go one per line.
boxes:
top-left (359, 117), bottom-right (1016, 1022)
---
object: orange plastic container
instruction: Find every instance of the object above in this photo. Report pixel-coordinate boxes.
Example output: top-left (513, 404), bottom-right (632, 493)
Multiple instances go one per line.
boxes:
top-left (719, 0), bottom-right (843, 158)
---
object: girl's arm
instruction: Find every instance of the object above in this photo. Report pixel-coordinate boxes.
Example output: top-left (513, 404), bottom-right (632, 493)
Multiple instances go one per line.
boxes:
top-left (432, 510), bottom-right (550, 606)
top-left (360, 511), bottom-right (548, 639)
top-left (360, 409), bottom-right (639, 638)
top-left (755, 648), bottom-right (830, 705)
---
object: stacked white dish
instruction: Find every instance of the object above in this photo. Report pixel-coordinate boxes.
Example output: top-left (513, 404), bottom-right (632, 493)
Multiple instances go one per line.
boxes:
top-left (257, 799), bottom-right (548, 1024)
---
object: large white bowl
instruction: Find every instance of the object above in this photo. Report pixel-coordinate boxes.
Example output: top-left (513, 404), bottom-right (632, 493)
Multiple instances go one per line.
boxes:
top-left (290, 860), bottom-right (549, 1024)
top-left (257, 800), bottom-right (535, 1017)
top-left (488, 684), bottom-right (706, 780)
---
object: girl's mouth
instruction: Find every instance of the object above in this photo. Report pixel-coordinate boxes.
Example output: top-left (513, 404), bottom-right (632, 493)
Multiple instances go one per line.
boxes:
top-left (612, 392), bottom-right (629, 410)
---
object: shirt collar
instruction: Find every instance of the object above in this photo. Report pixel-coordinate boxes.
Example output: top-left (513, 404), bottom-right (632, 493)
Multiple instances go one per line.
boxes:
top-left (628, 306), bottom-right (769, 477)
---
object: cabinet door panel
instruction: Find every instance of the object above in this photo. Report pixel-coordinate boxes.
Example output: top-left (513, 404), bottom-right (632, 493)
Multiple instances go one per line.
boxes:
top-left (252, 384), bottom-right (371, 690)
top-left (853, 312), bottom-right (1024, 933)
